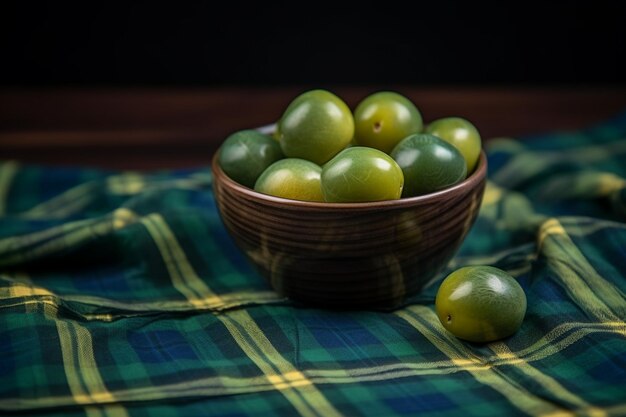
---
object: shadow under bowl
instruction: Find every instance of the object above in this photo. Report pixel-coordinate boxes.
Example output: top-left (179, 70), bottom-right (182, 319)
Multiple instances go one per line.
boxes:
top-left (211, 150), bottom-right (487, 310)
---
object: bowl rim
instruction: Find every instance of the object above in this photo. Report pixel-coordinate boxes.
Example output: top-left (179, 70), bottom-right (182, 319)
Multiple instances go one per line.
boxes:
top-left (211, 135), bottom-right (487, 211)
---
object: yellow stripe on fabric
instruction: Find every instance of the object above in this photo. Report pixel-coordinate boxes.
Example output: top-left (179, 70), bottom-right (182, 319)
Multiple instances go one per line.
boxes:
top-left (138, 212), bottom-right (342, 417)
top-left (0, 359), bottom-right (507, 411)
top-left (396, 305), bottom-right (566, 416)
top-left (6, 282), bottom-right (53, 299)
top-left (71, 322), bottom-right (116, 403)
top-left (106, 173), bottom-right (210, 196)
top-left (541, 408), bottom-right (613, 417)
top-left (603, 403), bottom-right (626, 416)
top-left (491, 139), bottom-right (626, 186)
top-left (106, 172), bottom-right (146, 195)
top-left (0, 273), bottom-right (282, 317)
top-left (1, 273), bottom-right (622, 370)
top-left (0, 369), bottom-right (329, 411)
top-left (55, 320), bottom-right (97, 404)
top-left (87, 407), bottom-right (135, 417)
top-left (1, 275), bottom-right (622, 366)
top-left (482, 181), bottom-right (504, 206)
top-left (0, 161), bottom-right (19, 215)
top-left (538, 218), bottom-right (625, 322)
top-left (0, 217), bottom-right (93, 253)
top-left (139, 212), bottom-right (281, 311)
top-left (140, 213), bottom-right (217, 308)
top-left (581, 172), bottom-right (625, 198)
top-left (3, 272), bottom-right (39, 312)
top-left (84, 407), bottom-right (104, 417)
top-left (0, 274), bottom-right (47, 311)
top-left (222, 310), bottom-right (344, 417)
top-left (0, 208), bottom-right (137, 268)
top-left (488, 342), bottom-right (605, 416)
top-left (149, 214), bottom-right (219, 304)
top-left (511, 322), bottom-right (626, 364)
top-left (23, 182), bottom-right (140, 220)
top-left (140, 214), bottom-right (204, 307)
top-left (81, 407), bottom-right (133, 417)
top-left (451, 215), bottom-right (626, 281)
top-left (60, 291), bottom-right (282, 314)
top-left (1, 317), bottom-right (624, 413)
top-left (40, 279), bottom-right (130, 417)
top-left (96, 406), bottom-right (130, 417)
top-left (449, 243), bottom-right (536, 271)
top-left (560, 217), bottom-right (626, 234)
top-left (490, 153), bottom-right (553, 186)
top-left (54, 314), bottom-right (129, 416)
top-left (564, 138), bottom-right (626, 162)
top-left (22, 181), bottom-right (98, 219)
top-left (219, 314), bottom-right (319, 417)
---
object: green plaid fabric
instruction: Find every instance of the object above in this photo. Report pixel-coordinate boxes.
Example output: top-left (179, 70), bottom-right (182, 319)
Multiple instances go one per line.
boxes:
top-left (1, 112), bottom-right (626, 417)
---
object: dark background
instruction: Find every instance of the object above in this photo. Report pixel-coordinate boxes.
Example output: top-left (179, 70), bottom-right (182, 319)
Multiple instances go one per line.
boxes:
top-left (1, 1), bottom-right (625, 87)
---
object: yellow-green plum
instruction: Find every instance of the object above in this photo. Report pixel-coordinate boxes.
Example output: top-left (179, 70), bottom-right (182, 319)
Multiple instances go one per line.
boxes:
top-left (391, 134), bottom-right (466, 197)
top-left (278, 90), bottom-right (354, 165)
top-left (218, 129), bottom-right (283, 188)
top-left (321, 147), bottom-right (404, 203)
top-left (254, 158), bottom-right (324, 202)
top-left (426, 117), bottom-right (482, 173)
top-left (353, 91), bottom-right (423, 154)
top-left (435, 266), bottom-right (527, 343)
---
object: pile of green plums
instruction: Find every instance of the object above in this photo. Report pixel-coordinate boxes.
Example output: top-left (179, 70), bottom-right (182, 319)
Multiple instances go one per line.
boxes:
top-left (218, 89), bottom-right (482, 203)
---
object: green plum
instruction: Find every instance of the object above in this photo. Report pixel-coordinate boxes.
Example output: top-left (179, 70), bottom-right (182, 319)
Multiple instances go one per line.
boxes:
top-left (353, 91), bottom-right (423, 154)
top-left (435, 266), bottom-right (527, 343)
top-left (391, 134), bottom-right (467, 197)
top-left (321, 147), bottom-right (404, 203)
top-left (425, 117), bottom-right (482, 173)
top-left (218, 129), bottom-right (284, 188)
top-left (278, 89), bottom-right (354, 165)
top-left (254, 158), bottom-right (324, 202)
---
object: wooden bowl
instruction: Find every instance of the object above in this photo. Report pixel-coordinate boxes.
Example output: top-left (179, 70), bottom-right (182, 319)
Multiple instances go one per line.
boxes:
top-left (211, 148), bottom-right (487, 310)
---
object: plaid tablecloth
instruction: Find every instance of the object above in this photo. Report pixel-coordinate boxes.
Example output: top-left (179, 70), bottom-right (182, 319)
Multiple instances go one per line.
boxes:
top-left (1, 113), bottom-right (626, 417)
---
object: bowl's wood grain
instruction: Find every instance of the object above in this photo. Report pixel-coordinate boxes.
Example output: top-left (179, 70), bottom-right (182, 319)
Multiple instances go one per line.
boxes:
top-left (212, 151), bottom-right (487, 309)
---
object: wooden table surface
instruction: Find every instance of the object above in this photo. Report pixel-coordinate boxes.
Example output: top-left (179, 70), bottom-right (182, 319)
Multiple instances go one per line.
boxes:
top-left (1, 86), bottom-right (626, 170)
